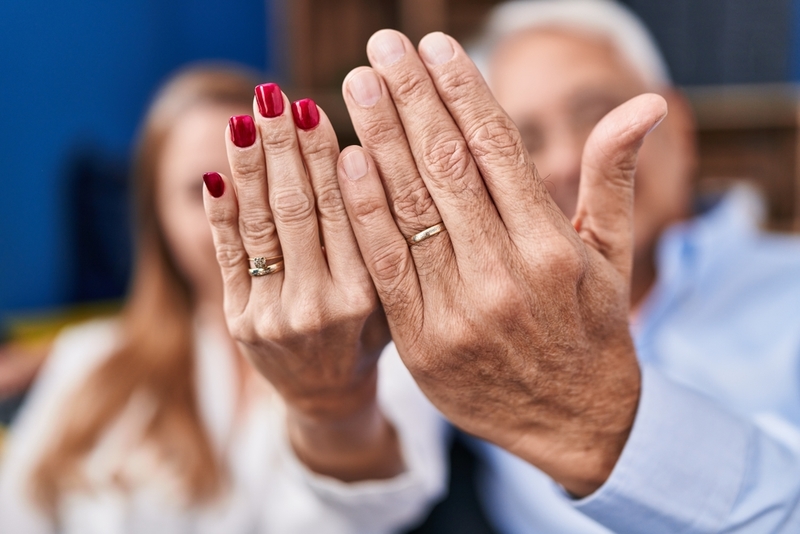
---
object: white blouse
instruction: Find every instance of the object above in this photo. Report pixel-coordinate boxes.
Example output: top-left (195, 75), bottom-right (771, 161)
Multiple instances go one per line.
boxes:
top-left (0, 320), bottom-right (447, 533)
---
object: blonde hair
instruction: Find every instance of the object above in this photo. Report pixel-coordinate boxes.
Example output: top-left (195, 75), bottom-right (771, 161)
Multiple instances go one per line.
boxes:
top-left (469, 0), bottom-right (671, 89)
top-left (32, 64), bottom-right (259, 512)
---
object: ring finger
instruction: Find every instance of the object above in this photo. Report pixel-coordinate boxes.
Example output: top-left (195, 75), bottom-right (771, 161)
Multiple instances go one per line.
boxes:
top-left (254, 84), bottom-right (327, 291)
top-left (226, 113), bottom-right (284, 282)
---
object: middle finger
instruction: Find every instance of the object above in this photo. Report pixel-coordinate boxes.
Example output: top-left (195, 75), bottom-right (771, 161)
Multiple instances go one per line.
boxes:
top-left (364, 30), bottom-right (504, 259)
top-left (254, 84), bottom-right (328, 291)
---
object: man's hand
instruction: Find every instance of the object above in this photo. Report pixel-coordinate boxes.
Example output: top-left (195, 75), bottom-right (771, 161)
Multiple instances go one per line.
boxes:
top-left (336, 30), bottom-right (667, 496)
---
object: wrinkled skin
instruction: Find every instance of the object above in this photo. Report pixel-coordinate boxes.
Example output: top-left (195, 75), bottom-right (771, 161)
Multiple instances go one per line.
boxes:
top-left (337, 30), bottom-right (667, 496)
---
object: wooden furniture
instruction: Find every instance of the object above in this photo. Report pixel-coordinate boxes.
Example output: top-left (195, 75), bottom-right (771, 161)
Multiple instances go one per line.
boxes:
top-left (686, 84), bottom-right (800, 231)
top-left (275, 0), bottom-right (800, 231)
top-left (273, 0), bottom-right (504, 144)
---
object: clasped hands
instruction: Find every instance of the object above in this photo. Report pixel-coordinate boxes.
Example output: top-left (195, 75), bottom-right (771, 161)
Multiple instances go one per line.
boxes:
top-left (203, 29), bottom-right (667, 496)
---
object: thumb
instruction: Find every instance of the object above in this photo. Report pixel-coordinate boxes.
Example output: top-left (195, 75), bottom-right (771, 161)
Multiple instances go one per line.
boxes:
top-left (572, 93), bottom-right (668, 281)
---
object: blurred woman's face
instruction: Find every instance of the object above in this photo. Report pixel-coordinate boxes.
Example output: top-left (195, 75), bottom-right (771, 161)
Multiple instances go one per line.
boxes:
top-left (155, 103), bottom-right (249, 309)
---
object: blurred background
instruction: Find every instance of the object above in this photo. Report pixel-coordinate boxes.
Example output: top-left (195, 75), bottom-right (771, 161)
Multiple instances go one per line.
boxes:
top-left (1, 0), bottom-right (800, 412)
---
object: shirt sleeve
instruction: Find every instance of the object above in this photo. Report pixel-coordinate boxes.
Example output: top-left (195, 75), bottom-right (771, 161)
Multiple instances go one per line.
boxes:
top-left (573, 365), bottom-right (800, 533)
top-left (271, 342), bottom-right (449, 534)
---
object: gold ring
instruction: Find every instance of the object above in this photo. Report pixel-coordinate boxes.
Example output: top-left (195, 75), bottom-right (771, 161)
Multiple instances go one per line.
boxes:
top-left (249, 256), bottom-right (284, 277)
top-left (249, 260), bottom-right (284, 277)
top-left (406, 223), bottom-right (446, 246)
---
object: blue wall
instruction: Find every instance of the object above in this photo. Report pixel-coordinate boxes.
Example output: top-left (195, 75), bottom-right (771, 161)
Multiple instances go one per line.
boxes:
top-left (0, 0), bottom-right (272, 315)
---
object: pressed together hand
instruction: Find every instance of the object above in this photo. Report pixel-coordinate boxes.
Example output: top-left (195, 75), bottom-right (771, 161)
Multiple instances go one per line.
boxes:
top-left (203, 28), bottom-right (666, 497)
top-left (336, 30), bottom-right (667, 496)
top-left (202, 85), bottom-right (401, 482)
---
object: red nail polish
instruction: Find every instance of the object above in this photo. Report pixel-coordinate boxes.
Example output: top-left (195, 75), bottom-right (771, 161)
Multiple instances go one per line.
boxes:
top-left (292, 99), bottom-right (320, 130)
top-left (255, 83), bottom-right (284, 118)
top-left (203, 172), bottom-right (225, 198)
top-left (229, 115), bottom-right (256, 147)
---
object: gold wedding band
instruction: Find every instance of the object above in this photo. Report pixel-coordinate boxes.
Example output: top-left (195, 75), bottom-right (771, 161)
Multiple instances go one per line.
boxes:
top-left (406, 223), bottom-right (446, 246)
top-left (249, 256), bottom-right (285, 277)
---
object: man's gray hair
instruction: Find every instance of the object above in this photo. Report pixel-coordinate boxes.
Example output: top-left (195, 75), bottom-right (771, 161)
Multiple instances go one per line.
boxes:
top-left (469, 0), bottom-right (671, 88)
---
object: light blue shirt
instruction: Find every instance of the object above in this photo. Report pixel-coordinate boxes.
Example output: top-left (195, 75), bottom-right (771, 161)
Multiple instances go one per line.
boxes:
top-left (475, 186), bottom-right (800, 533)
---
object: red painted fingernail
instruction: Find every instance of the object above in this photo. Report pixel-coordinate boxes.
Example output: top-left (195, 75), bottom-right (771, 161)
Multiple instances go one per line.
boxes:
top-left (255, 83), bottom-right (284, 118)
top-left (229, 115), bottom-right (256, 147)
top-left (292, 98), bottom-right (320, 130)
top-left (203, 172), bottom-right (225, 198)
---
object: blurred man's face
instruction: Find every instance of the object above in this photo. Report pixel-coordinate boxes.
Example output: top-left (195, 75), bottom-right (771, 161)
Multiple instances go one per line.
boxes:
top-left (489, 29), bottom-right (694, 258)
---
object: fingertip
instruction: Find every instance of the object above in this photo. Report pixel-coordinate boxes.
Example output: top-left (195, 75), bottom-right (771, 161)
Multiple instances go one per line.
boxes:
top-left (418, 31), bottom-right (456, 66)
top-left (627, 93), bottom-right (669, 136)
top-left (344, 67), bottom-right (384, 108)
top-left (229, 115), bottom-right (257, 148)
top-left (339, 146), bottom-right (371, 182)
top-left (291, 98), bottom-right (320, 131)
top-left (203, 171), bottom-right (225, 198)
top-left (589, 93), bottom-right (669, 158)
top-left (367, 29), bottom-right (409, 68)
top-left (254, 82), bottom-right (286, 119)
top-left (642, 93), bottom-right (669, 134)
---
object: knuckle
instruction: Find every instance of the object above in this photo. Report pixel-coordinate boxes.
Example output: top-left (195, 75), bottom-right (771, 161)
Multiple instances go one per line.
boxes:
top-left (391, 182), bottom-right (437, 225)
top-left (422, 137), bottom-right (473, 191)
top-left (469, 117), bottom-right (527, 167)
top-left (206, 203), bottom-right (237, 228)
top-left (259, 127), bottom-right (298, 153)
top-left (253, 320), bottom-right (282, 344)
top-left (349, 195), bottom-right (388, 227)
top-left (359, 117), bottom-right (402, 148)
top-left (389, 70), bottom-right (428, 106)
top-left (480, 274), bottom-right (526, 316)
top-left (271, 187), bottom-right (315, 224)
top-left (542, 235), bottom-right (586, 280)
top-left (215, 243), bottom-right (248, 270)
top-left (240, 216), bottom-right (277, 242)
top-left (232, 157), bottom-right (266, 183)
top-left (227, 315), bottom-right (255, 343)
top-left (286, 305), bottom-right (325, 337)
top-left (347, 290), bottom-right (377, 317)
top-left (436, 68), bottom-right (483, 104)
top-left (315, 183), bottom-right (348, 222)
top-left (302, 137), bottom-right (339, 166)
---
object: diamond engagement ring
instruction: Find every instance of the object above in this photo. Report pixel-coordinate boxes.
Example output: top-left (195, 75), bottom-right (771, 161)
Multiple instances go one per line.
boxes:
top-left (249, 256), bottom-right (284, 277)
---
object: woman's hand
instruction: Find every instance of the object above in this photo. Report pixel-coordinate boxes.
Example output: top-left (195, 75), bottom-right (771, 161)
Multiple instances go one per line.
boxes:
top-left (202, 84), bottom-right (401, 481)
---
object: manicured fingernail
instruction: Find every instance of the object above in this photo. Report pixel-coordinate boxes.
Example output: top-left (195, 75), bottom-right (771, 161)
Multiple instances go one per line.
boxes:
top-left (370, 30), bottom-right (405, 67)
top-left (292, 98), bottom-right (320, 130)
top-left (342, 150), bottom-right (369, 180)
top-left (203, 172), bottom-right (225, 198)
top-left (419, 32), bottom-right (454, 66)
top-left (229, 115), bottom-right (256, 147)
top-left (348, 69), bottom-right (382, 107)
top-left (255, 83), bottom-right (284, 118)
